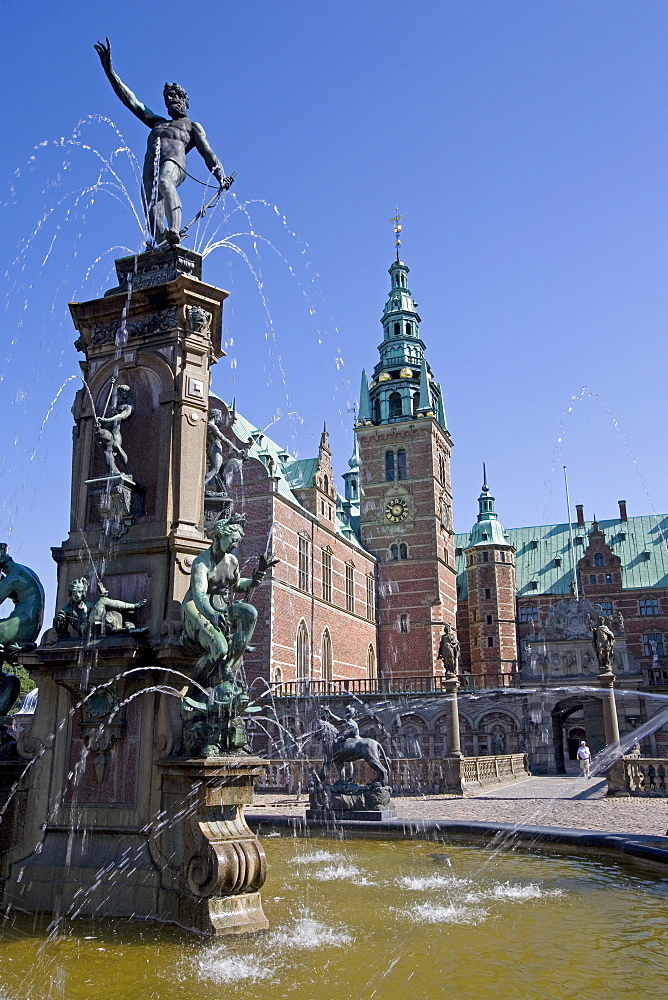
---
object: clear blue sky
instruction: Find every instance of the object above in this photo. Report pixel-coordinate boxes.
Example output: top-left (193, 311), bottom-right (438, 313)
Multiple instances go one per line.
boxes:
top-left (2, 0), bottom-right (668, 614)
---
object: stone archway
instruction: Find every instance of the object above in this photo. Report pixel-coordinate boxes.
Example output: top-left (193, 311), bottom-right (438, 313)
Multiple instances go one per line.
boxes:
top-left (551, 696), bottom-right (605, 774)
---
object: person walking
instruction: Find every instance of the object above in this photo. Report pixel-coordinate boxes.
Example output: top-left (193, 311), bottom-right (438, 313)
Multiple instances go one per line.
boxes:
top-left (577, 740), bottom-right (592, 778)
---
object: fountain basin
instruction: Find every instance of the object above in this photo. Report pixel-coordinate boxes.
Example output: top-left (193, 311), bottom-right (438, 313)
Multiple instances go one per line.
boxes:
top-left (0, 833), bottom-right (665, 1000)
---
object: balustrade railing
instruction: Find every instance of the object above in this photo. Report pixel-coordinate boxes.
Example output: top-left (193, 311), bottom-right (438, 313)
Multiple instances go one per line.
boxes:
top-left (607, 757), bottom-right (668, 797)
top-left (269, 671), bottom-right (518, 699)
top-left (254, 753), bottom-right (529, 796)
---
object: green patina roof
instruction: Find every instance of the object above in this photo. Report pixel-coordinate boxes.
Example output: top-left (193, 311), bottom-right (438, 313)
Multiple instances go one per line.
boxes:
top-left (229, 410), bottom-right (369, 553)
top-left (466, 518), bottom-right (509, 549)
top-left (455, 515), bottom-right (668, 600)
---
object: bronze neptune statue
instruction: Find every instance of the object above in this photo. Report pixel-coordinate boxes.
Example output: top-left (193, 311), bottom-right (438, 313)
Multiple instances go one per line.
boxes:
top-left (94, 38), bottom-right (234, 245)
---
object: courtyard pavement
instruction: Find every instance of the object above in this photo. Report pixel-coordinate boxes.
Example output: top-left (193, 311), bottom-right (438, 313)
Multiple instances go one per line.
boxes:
top-left (247, 774), bottom-right (668, 838)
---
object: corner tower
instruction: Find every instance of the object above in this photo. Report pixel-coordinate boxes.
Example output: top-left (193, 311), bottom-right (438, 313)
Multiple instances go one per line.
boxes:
top-left (463, 470), bottom-right (518, 681)
top-left (356, 251), bottom-right (456, 679)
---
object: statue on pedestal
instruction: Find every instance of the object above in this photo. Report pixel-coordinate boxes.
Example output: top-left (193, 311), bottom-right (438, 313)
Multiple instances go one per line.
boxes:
top-left (591, 615), bottom-right (615, 671)
top-left (180, 514), bottom-right (278, 756)
top-left (437, 622), bottom-right (460, 675)
top-left (94, 38), bottom-right (234, 245)
top-left (54, 577), bottom-right (92, 638)
top-left (95, 384), bottom-right (134, 479)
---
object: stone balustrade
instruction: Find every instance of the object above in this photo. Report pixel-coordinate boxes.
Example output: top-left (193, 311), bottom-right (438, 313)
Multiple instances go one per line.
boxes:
top-left (254, 754), bottom-right (529, 798)
top-left (606, 757), bottom-right (668, 797)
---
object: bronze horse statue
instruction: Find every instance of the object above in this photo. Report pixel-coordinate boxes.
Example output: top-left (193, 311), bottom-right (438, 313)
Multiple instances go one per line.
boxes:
top-left (317, 718), bottom-right (392, 786)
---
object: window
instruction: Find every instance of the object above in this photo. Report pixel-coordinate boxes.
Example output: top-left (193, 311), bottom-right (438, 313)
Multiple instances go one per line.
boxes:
top-left (321, 548), bottom-right (332, 602)
top-left (412, 392), bottom-right (420, 415)
top-left (438, 453), bottom-right (446, 484)
top-left (530, 581), bottom-right (538, 590)
top-left (520, 606), bottom-right (539, 623)
top-left (366, 575), bottom-right (375, 621)
top-left (639, 599), bottom-right (660, 616)
top-left (366, 644), bottom-right (376, 679)
top-left (486, 614), bottom-right (493, 625)
top-left (487, 636), bottom-right (494, 647)
top-left (405, 322), bottom-right (412, 336)
top-left (455, 547), bottom-right (463, 557)
top-left (399, 542), bottom-right (408, 560)
top-left (530, 540), bottom-right (538, 550)
top-left (484, 588), bottom-right (491, 599)
top-left (321, 630), bottom-right (333, 681)
top-left (643, 633), bottom-right (664, 657)
top-left (605, 574), bottom-right (612, 584)
top-left (296, 621), bottom-right (309, 680)
top-left (389, 392), bottom-right (403, 418)
top-left (589, 575), bottom-right (597, 585)
top-left (397, 448), bottom-right (407, 480)
top-left (483, 552), bottom-right (489, 562)
top-left (400, 613), bottom-right (409, 633)
top-left (298, 535), bottom-right (310, 592)
top-left (390, 544), bottom-right (399, 561)
top-left (323, 474), bottom-right (329, 495)
top-left (471, 609), bottom-right (477, 622)
top-left (393, 322), bottom-right (401, 336)
top-left (373, 399), bottom-right (381, 424)
top-left (350, 478), bottom-right (358, 499)
top-left (500, 551), bottom-right (506, 563)
top-left (385, 450), bottom-right (395, 481)
top-left (473, 636), bottom-right (478, 646)
top-left (575, 536), bottom-right (583, 546)
top-left (345, 563), bottom-right (355, 613)
top-left (554, 557), bottom-right (561, 567)
top-left (594, 553), bottom-right (604, 567)
top-left (598, 601), bottom-right (613, 617)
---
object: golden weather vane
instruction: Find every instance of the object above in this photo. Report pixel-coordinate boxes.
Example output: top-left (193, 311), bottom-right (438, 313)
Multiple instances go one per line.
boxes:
top-left (389, 208), bottom-right (402, 259)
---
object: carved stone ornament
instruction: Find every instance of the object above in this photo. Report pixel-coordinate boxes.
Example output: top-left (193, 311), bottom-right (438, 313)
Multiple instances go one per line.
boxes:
top-left (542, 597), bottom-right (601, 640)
top-left (91, 306), bottom-right (179, 347)
top-left (186, 305), bottom-right (212, 334)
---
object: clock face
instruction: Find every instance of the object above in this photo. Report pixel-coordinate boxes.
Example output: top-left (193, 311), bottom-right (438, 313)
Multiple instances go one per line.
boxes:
top-left (385, 497), bottom-right (409, 522)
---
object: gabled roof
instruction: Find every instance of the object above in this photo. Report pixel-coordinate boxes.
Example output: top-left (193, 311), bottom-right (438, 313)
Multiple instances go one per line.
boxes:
top-left (455, 514), bottom-right (668, 600)
top-left (229, 409), bottom-right (370, 554)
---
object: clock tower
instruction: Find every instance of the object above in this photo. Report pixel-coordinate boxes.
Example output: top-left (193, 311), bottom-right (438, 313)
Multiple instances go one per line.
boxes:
top-left (356, 247), bottom-right (457, 680)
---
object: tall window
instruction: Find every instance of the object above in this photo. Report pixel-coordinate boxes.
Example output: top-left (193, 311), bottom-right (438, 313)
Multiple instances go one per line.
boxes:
top-left (298, 535), bottom-right (310, 592)
top-left (400, 613), bottom-right (409, 633)
top-left (366, 574), bottom-right (375, 621)
top-left (598, 601), bottom-right (613, 617)
top-left (405, 321), bottom-right (412, 336)
top-left (323, 474), bottom-right (329, 495)
top-left (438, 453), bottom-right (446, 484)
top-left (399, 542), bottom-right (408, 560)
top-left (643, 633), bottom-right (664, 657)
top-left (321, 547), bottom-right (332, 602)
top-left (367, 645), bottom-right (376, 679)
top-left (397, 448), bottom-right (407, 480)
top-left (413, 392), bottom-right (420, 415)
top-left (321, 630), bottom-right (333, 681)
top-left (385, 450), bottom-right (395, 482)
top-left (389, 392), bottom-right (403, 418)
top-left (373, 399), bottom-right (381, 424)
top-left (296, 621), bottom-right (309, 680)
top-left (594, 553), bottom-right (604, 567)
top-left (639, 598), bottom-right (660, 616)
top-left (393, 321), bottom-right (401, 336)
top-left (345, 563), bottom-right (355, 613)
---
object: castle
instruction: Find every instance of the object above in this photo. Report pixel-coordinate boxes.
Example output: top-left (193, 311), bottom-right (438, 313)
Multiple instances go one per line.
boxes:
top-left (212, 248), bottom-right (668, 773)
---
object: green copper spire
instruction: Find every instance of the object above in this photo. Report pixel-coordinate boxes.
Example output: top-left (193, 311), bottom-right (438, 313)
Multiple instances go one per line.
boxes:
top-left (342, 429), bottom-right (360, 507)
top-left (466, 468), bottom-right (507, 548)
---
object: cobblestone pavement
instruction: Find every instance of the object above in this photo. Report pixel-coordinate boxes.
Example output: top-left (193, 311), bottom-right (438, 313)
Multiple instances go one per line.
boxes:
top-left (247, 776), bottom-right (668, 838)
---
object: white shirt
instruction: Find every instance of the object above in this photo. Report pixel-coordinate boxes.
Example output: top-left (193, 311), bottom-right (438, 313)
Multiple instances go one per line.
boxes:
top-left (577, 745), bottom-right (591, 760)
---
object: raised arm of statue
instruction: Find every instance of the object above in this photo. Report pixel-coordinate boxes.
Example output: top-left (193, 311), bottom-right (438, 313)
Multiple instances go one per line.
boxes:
top-left (94, 38), bottom-right (162, 128)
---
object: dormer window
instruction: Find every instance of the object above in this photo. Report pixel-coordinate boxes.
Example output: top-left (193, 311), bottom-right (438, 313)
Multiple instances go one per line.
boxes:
top-left (554, 557), bottom-right (562, 567)
top-left (530, 539), bottom-right (538, 550)
top-left (575, 536), bottom-right (583, 546)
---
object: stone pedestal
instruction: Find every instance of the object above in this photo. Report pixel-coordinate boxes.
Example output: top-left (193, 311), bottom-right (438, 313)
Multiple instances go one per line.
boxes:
top-left (443, 672), bottom-right (463, 757)
top-left (598, 670), bottom-right (621, 747)
top-left (156, 757), bottom-right (268, 935)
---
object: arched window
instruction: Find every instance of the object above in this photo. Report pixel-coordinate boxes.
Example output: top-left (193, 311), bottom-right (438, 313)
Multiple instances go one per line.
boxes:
top-left (397, 448), bottom-right (406, 479)
top-left (272, 666), bottom-right (283, 686)
top-left (367, 645), bottom-right (376, 680)
top-left (350, 478), bottom-right (358, 499)
top-left (594, 553), bottom-right (604, 567)
top-left (393, 322), bottom-right (401, 336)
top-left (389, 392), bottom-right (403, 418)
top-left (390, 544), bottom-right (399, 561)
top-left (385, 450), bottom-right (395, 481)
top-left (405, 321), bottom-right (412, 336)
top-left (321, 629), bottom-right (333, 681)
top-left (296, 621), bottom-right (309, 681)
top-left (373, 398), bottom-right (381, 424)
top-left (399, 542), bottom-right (408, 560)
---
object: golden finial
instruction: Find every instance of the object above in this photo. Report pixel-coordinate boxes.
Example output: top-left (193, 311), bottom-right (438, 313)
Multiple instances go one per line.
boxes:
top-left (389, 208), bottom-right (402, 260)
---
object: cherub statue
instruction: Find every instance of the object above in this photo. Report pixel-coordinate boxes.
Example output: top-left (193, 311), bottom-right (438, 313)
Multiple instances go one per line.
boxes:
top-left (54, 577), bottom-right (92, 638)
top-left (88, 581), bottom-right (147, 636)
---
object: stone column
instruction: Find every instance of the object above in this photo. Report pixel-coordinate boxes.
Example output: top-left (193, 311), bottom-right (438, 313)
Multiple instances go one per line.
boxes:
top-left (598, 670), bottom-right (621, 747)
top-left (443, 673), bottom-right (463, 758)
